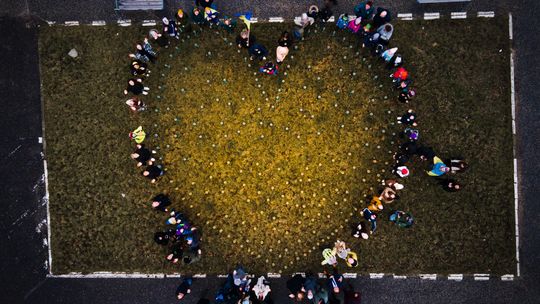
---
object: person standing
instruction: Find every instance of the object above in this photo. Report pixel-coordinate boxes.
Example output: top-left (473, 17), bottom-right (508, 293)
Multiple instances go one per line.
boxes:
top-left (176, 277), bottom-right (193, 300)
top-left (286, 274), bottom-right (306, 300)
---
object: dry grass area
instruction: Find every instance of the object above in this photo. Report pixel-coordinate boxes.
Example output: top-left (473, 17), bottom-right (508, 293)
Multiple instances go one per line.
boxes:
top-left (40, 17), bottom-right (514, 275)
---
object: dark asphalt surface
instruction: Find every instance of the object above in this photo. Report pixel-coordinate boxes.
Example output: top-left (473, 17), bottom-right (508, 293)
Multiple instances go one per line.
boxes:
top-left (0, 15), bottom-right (49, 303)
top-left (1, 0), bottom-right (540, 303)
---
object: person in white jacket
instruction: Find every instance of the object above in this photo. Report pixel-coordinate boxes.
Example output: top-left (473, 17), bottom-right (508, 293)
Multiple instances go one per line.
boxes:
top-left (251, 276), bottom-right (271, 301)
top-left (276, 45), bottom-right (289, 64)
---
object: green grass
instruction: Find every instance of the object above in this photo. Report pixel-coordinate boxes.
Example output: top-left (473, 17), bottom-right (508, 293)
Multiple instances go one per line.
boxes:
top-left (40, 17), bottom-right (515, 275)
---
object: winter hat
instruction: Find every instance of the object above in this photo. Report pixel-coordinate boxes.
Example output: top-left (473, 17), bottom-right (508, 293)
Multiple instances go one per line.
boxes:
top-left (186, 236), bottom-right (194, 244)
top-left (149, 29), bottom-right (159, 39)
top-left (177, 9), bottom-right (184, 17)
top-left (394, 55), bottom-right (403, 66)
top-left (396, 166), bottom-right (409, 177)
top-left (162, 17), bottom-right (169, 25)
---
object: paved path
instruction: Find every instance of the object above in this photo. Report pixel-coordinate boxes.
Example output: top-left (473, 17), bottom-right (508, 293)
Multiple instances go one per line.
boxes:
top-left (2, 0), bottom-right (540, 303)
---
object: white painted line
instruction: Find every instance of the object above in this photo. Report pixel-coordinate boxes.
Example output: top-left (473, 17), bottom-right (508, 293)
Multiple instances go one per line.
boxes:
top-left (117, 20), bottom-right (132, 27)
top-left (474, 274), bottom-right (490, 281)
top-left (419, 274), bottom-right (437, 280)
top-left (501, 274), bottom-right (514, 281)
top-left (424, 12), bottom-right (440, 20)
top-left (267, 273), bottom-right (281, 278)
top-left (343, 273), bottom-right (357, 279)
top-left (509, 13), bottom-right (520, 277)
top-left (451, 12), bottom-right (467, 19)
top-left (268, 17), bottom-right (284, 23)
top-left (92, 20), bottom-right (106, 26)
top-left (46, 21), bottom-right (56, 26)
top-left (142, 20), bottom-right (157, 26)
top-left (478, 11), bottom-right (495, 18)
top-left (369, 273), bottom-right (384, 279)
top-left (250, 17), bottom-right (258, 23)
top-left (193, 274), bottom-right (207, 278)
top-left (508, 13), bottom-right (513, 40)
top-left (398, 13), bottom-right (413, 20)
top-left (165, 274), bottom-right (183, 278)
top-left (393, 274), bottom-right (407, 279)
top-left (44, 159), bottom-right (52, 274)
top-left (217, 274), bottom-right (228, 278)
top-left (448, 274), bottom-right (463, 281)
top-left (64, 21), bottom-right (80, 26)
top-left (293, 272), bottom-right (306, 277)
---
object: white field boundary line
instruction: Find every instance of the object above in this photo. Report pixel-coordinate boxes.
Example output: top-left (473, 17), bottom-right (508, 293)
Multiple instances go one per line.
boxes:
top-left (478, 11), bottom-right (495, 18)
top-left (419, 274), bottom-right (437, 280)
top-left (44, 159), bottom-right (52, 274)
top-left (448, 274), bottom-right (463, 281)
top-left (47, 11), bottom-right (502, 29)
top-left (37, 44), bottom-right (52, 275)
top-left (509, 12), bottom-right (520, 277)
top-left (451, 12), bottom-right (467, 19)
top-left (424, 12), bottom-right (440, 20)
top-left (142, 20), bottom-right (157, 26)
top-left (397, 13), bottom-right (413, 20)
top-left (474, 274), bottom-right (490, 281)
top-left (46, 272), bottom-right (514, 280)
top-left (64, 21), bottom-right (79, 26)
top-left (268, 17), bottom-right (284, 23)
top-left (501, 274), bottom-right (515, 281)
top-left (118, 19), bottom-right (132, 26)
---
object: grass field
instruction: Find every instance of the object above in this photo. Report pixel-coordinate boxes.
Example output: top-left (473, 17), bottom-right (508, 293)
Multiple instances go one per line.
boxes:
top-left (40, 17), bottom-right (515, 275)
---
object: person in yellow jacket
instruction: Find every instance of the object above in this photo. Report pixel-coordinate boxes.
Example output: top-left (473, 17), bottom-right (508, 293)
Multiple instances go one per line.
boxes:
top-left (129, 126), bottom-right (146, 144)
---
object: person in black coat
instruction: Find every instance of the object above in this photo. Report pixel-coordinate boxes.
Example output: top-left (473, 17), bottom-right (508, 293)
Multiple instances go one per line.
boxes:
top-left (248, 44), bottom-right (268, 61)
top-left (372, 7), bottom-right (391, 28)
top-left (130, 60), bottom-right (149, 76)
top-left (278, 31), bottom-right (292, 47)
top-left (287, 274), bottom-right (306, 300)
top-left (151, 193), bottom-right (171, 211)
top-left (131, 144), bottom-right (154, 167)
top-left (124, 78), bottom-right (149, 95)
top-left (142, 164), bottom-right (163, 183)
top-left (196, 0), bottom-right (213, 8)
top-left (236, 29), bottom-right (256, 48)
top-left (176, 277), bottom-right (193, 300)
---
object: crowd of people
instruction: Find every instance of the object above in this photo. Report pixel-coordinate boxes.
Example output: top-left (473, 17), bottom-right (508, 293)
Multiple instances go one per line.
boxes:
top-left (118, 0), bottom-right (471, 302)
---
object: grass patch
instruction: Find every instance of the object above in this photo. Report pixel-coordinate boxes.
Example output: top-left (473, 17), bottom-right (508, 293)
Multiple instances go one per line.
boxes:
top-left (40, 17), bottom-right (514, 275)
